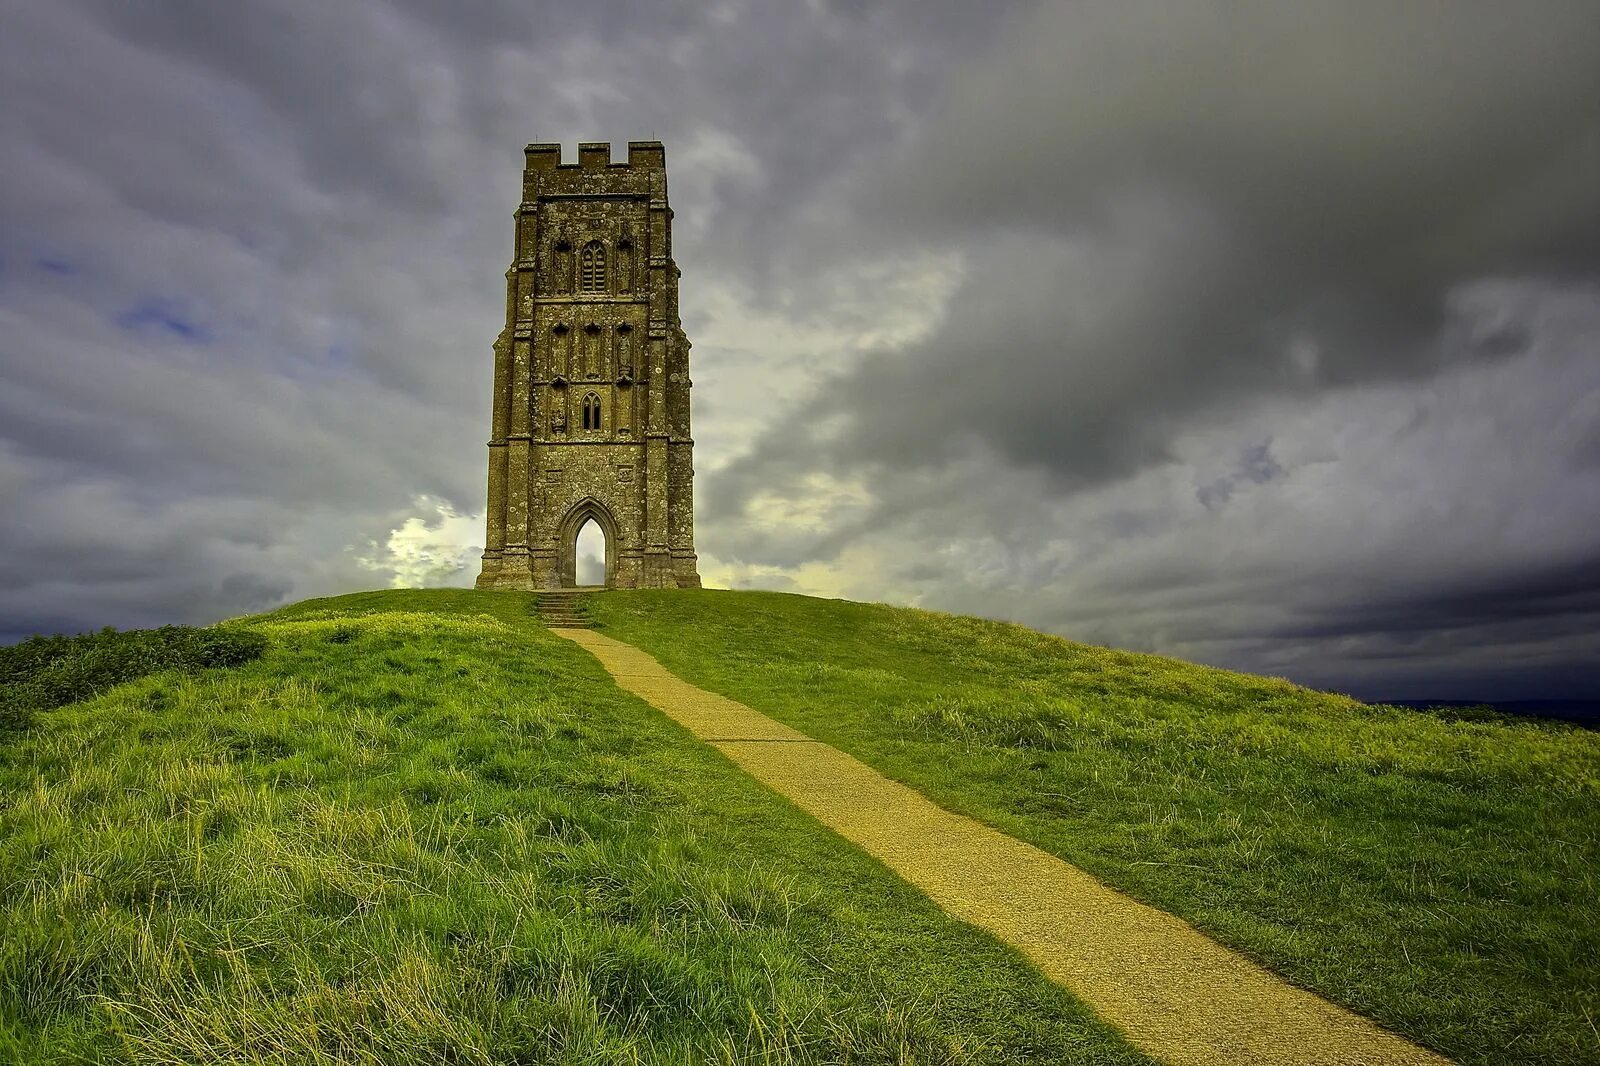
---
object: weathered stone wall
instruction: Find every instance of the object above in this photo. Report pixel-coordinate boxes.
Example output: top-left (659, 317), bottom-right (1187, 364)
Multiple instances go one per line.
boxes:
top-left (476, 142), bottom-right (700, 590)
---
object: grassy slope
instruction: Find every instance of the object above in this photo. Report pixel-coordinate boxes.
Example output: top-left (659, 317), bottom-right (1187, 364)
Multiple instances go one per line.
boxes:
top-left (0, 590), bottom-right (1149, 1065)
top-left (588, 589), bottom-right (1600, 1066)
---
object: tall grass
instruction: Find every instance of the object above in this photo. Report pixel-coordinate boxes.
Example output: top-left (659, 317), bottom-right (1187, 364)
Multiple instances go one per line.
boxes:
top-left (0, 601), bottom-right (1147, 1064)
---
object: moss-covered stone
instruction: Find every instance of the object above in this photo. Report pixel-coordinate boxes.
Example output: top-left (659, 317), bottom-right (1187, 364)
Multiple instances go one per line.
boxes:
top-left (477, 142), bottom-right (700, 590)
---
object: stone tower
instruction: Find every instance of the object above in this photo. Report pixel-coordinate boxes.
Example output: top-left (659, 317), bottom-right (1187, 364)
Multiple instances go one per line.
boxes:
top-left (476, 142), bottom-right (700, 590)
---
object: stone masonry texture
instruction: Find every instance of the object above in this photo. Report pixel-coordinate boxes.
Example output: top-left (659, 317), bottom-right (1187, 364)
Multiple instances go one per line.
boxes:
top-left (476, 141), bottom-right (701, 590)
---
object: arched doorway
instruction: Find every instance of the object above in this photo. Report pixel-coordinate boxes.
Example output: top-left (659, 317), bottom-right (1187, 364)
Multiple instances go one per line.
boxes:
top-left (556, 498), bottom-right (619, 588)
top-left (574, 520), bottom-right (606, 586)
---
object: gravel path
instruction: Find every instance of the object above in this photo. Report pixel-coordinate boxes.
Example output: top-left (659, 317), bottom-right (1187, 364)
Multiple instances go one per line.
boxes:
top-left (554, 626), bottom-right (1451, 1066)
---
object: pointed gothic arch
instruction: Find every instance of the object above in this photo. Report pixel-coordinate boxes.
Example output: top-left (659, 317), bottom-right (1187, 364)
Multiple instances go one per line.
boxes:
top-left (555, 497), bottom-right (620, 588)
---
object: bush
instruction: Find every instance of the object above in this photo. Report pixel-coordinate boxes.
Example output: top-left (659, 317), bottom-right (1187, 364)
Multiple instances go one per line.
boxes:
top-left (0, 625), bottom-right (267, 733)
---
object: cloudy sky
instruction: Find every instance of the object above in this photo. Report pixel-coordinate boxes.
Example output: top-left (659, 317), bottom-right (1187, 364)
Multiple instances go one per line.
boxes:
top-left (3, 0), bottom-right (1598, 701)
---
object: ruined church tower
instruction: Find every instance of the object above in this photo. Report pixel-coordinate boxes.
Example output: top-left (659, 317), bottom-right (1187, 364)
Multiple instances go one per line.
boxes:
top-left (476, 142), bottom-right (700, 590)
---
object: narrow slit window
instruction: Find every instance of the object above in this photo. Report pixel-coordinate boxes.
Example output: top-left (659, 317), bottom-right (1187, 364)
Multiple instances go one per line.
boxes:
top-left (579, 241), bottom-right (607, 293)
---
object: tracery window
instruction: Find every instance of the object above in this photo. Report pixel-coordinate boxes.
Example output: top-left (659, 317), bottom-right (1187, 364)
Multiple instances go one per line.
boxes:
top-left (582, 392), bottom-right (602, 431)
top-left (579, 241), bottom-right (607, 293)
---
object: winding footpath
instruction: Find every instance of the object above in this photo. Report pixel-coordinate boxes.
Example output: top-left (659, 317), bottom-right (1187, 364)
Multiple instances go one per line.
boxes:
top-left (553, 626), bottom-right (1451, 1066)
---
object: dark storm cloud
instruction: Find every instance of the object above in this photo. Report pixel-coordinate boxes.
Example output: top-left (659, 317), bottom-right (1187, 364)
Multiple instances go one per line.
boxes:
top-left (720, 1), bottom-right (1600, 503)
top-left (1279, 552), bottom-right (1600, 642)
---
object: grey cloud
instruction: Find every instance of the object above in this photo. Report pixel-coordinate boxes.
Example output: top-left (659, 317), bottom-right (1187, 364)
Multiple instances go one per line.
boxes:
top-left (871, 2), bottom-right (1600, 268)
top-left (729, 1), bottom-right (1600, 500)
top-left (218, 572), bottom-right (296, 613)
top-left (1196, 441), bottom-right (1281, 509)
top-left (711, 275), bottom-right (1600, 697)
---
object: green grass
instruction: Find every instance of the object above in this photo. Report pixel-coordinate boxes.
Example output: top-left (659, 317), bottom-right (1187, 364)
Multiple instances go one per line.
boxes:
top-left (587, 588), bottom-right (1600, 1066)
top-left (0, 590), bottom-right (1150, 1064)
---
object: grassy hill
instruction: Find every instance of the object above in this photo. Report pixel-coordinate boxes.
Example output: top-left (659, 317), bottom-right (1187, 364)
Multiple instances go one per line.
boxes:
top-left (2, 589), bottom-right (1596, 1064)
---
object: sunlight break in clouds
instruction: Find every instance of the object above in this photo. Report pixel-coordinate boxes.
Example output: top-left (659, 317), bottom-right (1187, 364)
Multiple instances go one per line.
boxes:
top-left (359, 497), bottom-right (484, 589)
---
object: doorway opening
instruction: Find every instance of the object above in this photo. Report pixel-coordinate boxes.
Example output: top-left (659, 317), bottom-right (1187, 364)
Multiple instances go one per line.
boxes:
top-left (574, 519), bottom-right (606, 587)
top-left (557, 498), bottom-right (619, 588)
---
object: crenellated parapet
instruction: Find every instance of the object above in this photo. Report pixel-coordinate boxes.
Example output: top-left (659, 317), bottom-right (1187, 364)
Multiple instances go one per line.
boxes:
top-left (521, 142), bottom-right (667, 201)
top-left (523, 141), bottom-right (666, 171)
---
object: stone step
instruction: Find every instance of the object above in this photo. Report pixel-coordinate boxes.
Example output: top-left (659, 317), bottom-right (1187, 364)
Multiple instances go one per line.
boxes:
top-left (535, 588), bottom-right (595, 629)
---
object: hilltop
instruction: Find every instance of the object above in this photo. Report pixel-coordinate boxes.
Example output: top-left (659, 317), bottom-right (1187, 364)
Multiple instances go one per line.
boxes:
top-left (1, 589), bottom-right (1595, 1064)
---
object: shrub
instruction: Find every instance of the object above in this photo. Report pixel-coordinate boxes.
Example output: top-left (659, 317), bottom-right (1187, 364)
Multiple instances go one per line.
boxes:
top-left (0, 625), bottom-right (267, 733)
